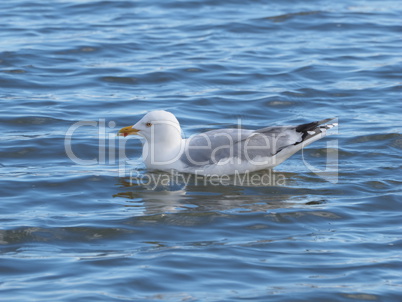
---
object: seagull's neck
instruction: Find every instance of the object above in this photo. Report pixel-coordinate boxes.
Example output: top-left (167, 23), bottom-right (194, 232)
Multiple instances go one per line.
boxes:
top-left (142, 136), bottom-right (185, 169)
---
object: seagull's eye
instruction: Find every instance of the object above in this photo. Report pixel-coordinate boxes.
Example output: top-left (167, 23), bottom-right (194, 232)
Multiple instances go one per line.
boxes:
top-left (145, 122), bottom-right (152, 127)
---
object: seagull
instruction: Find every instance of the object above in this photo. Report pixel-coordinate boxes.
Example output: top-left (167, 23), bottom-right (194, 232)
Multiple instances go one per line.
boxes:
top-left (118, 110), bottom-right (337, 176)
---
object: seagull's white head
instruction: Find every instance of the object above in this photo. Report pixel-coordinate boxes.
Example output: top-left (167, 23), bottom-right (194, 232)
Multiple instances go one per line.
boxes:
top-left (118, 110), bottom-right (182, 146)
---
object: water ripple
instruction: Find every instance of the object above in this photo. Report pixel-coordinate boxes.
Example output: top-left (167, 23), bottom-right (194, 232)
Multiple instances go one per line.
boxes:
top-left (1, 0), bottom-right (402, 301)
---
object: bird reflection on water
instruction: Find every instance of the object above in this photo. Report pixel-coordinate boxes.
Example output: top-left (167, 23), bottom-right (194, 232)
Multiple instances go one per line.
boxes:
top-left (113, 169), bottom-right (329, 217)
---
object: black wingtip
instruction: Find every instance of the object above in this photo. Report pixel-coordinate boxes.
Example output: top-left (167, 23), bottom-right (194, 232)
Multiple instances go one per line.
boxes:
top-left (295, 117), bottom-right (337, 142)
top-left (296, 117), bottom-right (336, 132)
top-left (295, 121), bottom-right (319, 133)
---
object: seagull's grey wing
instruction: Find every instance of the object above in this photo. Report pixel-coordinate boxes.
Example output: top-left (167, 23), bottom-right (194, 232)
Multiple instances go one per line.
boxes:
top-left (180, 118), bottom-right (336, 167)
top-left (245, 126), bottom-right (303, 158)
top-left (180, 127), bottom-right (301, 167)
top-left (180, 129), bottom-right (253, 167)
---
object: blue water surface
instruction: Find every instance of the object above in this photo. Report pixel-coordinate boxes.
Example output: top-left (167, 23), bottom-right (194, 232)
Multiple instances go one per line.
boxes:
top-left (1, 0), bottom-right (402, 301)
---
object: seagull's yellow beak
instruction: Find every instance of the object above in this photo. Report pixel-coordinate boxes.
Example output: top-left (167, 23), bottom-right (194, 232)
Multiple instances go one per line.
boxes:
top-left (118, 125), bottom-right (139, 137)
